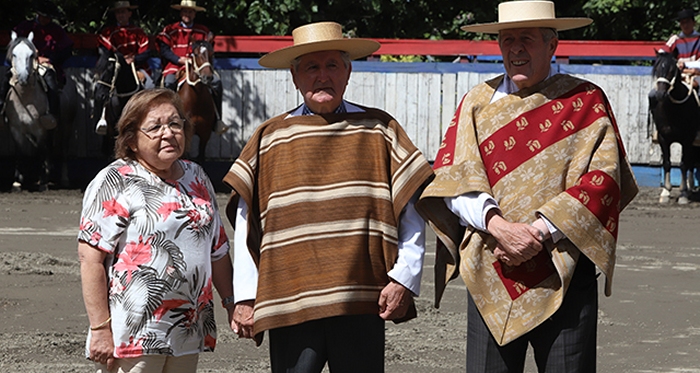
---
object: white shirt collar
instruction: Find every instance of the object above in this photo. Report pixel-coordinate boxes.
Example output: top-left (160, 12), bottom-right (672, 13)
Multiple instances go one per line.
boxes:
top-left (491, 67), bottom-right (556, 103)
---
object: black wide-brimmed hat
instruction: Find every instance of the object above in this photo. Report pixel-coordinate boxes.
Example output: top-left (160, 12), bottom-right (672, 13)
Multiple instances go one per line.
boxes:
top-left (675, 9), bottom-right (696, 21)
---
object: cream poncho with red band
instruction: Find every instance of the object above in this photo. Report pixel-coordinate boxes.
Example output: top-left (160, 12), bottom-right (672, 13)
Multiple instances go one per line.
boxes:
top-left (417, 73), bottom-right (638, 346)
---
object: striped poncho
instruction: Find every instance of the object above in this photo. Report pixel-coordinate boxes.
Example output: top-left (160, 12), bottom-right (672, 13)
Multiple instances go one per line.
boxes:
top-left (223, 105), bottom-right (434, 338)
top-left (416, 74), bottom-right (638, 346)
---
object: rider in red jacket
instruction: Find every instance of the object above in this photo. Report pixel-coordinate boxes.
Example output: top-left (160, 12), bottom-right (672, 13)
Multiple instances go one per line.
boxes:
top-left (97, 1), bottom-right (153, 88)
top-left (157, 0), bottom-right (225, 133)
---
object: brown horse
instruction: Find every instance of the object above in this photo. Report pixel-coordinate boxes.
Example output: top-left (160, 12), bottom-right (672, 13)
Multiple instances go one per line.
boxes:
top-left (177, 39), bottom-right (217, 162)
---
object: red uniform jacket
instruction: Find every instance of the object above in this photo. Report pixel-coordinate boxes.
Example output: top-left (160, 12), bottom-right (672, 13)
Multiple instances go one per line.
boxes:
top-left (156, 22), bottom-right (210, 76)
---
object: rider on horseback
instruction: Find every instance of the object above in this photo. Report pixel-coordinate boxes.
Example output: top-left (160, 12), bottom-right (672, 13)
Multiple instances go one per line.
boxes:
top-left (656, 8), bottom-right (700, 146)
top-left (94, 1), bottom-right (154, 135)
top-left (156, 0), bottom-right (226, 134)
top-left (0, 0), bottom-right (72, 129)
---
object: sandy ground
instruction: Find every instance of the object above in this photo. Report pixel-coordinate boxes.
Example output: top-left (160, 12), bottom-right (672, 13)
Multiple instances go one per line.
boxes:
top-left (0, 185), bottom-right (699, 372)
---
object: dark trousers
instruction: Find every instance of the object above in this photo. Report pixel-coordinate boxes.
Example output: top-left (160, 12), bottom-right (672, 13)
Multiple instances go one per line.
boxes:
top-left (269, 314), bottom-right (385, 373)
top-left (466, 256), bottom-right (598, 373)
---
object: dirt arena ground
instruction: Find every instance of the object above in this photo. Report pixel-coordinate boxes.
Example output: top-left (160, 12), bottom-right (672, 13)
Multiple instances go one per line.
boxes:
top-left (0, 185), bottom-right (699, 372)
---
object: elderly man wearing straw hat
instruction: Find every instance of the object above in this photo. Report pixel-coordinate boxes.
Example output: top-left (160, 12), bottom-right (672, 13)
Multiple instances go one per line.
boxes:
top-left (223, 21), bottom-right (434, 372)
top-left (157, 0), bottom-right (225, 132)
top-left (416, 1), bottom-right (638, 372)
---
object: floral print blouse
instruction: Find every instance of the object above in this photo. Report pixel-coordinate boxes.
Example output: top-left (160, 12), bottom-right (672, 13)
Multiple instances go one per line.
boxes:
top-left (78, 159), bottom-right (229, 358)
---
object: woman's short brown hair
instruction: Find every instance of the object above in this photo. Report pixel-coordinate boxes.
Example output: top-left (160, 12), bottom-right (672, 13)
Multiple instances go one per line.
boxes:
top-left (114, 88), bottom-right (194, 160)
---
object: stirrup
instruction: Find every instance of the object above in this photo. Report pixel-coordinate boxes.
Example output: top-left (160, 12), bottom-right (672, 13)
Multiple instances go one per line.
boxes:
top-left (95, 120), bottom-right (108, 135)
top-left (215, 119), bottom-right (228, 135)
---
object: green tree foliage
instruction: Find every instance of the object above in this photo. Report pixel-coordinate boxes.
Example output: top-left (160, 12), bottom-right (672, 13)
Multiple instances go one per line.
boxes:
top-left (1, 0), bottom-right (699, 42)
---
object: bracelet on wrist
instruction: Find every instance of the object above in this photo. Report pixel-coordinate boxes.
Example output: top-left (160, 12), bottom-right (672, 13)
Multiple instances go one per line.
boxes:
top-left (90, 316), bottom-right (111, 331)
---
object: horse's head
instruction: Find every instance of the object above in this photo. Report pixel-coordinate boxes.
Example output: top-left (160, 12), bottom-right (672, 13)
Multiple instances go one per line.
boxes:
top-left (7, 31), bottom-right (38, 85)
top-left (190, 39), bottom-right (215, 85)
top-left (94, 48), bottom-right (133, 103)
top-left (652, 50), bottom-right (680, 95)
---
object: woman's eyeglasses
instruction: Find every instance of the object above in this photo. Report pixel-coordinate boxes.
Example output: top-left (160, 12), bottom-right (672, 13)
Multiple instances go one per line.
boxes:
top-left (140, 117), bottom-right (185, 138)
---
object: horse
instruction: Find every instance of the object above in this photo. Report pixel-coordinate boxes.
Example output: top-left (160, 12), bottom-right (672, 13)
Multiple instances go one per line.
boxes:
top-left (177, 39), bottom-right (218, 162)
top-left (93, 48), bottom-right (143, 157)
top-left (649, 50), bottom-right (700, 204)
top-left (0, 31), bottom-right (53, 191)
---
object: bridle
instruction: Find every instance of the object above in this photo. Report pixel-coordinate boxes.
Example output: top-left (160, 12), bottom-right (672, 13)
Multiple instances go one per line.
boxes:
top-left (95, 56), bottom-right (141, 98)
top-left (184, 43), bottom-right (217, 86)
top-left (654, 57), bottom-right (700, 105)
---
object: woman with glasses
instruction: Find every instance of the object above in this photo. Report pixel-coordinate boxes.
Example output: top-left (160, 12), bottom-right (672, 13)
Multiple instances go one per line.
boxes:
top-left (77, 88), bottom-right (234, 373)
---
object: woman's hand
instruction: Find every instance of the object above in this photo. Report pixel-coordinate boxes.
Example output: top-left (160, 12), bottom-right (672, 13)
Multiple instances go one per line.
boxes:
top-left (89, 328), bottom-right (115, 369)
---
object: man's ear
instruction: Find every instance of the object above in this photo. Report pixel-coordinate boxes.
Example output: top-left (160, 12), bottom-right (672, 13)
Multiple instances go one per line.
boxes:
top-left (290, 66), bottom-right (299, 89)
top-left (549, 38), bottom-right (559, 57)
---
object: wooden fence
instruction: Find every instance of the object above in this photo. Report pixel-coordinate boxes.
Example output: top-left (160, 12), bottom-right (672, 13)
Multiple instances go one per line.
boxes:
top-left (55, 61), bottom-right (663, 166)
top-left (0, 61), bottom-right (659, 165)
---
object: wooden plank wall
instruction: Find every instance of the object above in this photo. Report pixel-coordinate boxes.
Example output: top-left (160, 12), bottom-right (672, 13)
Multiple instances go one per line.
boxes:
top-left (51, 66), bottom-right (662, 165)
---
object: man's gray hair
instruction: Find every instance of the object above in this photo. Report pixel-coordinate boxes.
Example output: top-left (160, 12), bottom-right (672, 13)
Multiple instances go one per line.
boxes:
top-left (291, 51), bottom-right (352, 71)
top-left (541, 28), bottom-right (558, 43)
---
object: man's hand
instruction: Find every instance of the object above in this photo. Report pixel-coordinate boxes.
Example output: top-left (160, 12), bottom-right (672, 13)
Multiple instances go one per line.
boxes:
top-left (124, 54), bottom-right (135, 65)
top-left (487, 213), bottom-right (543, 266)
top-left (232, 300), bottom-right (255, 339)
top-left (178, 56), bottom-right (188, 65)
top-left (666, 34), bottom-right (679, 48)
top-left (378, 281), bottom-right (411, 320)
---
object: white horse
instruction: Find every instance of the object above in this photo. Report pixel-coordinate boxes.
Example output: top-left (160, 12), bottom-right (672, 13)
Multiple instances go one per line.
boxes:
top-left (1, 31), bottom-right (54, 191)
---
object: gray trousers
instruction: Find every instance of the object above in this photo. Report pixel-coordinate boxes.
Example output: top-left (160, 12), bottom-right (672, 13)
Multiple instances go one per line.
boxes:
top-left (466, 256), bottom-right (598, 373)
top-left (269, 314), bottom-right (385, 373)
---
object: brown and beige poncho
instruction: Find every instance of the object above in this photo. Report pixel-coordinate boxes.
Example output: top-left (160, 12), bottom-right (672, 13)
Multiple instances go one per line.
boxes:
top-left (416, 74), bottom-right (639, 346)
top-left (223, 105), bottom-right (433, 339)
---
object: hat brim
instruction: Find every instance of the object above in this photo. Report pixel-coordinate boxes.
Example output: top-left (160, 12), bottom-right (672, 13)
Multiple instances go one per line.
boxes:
top-left (171, 5), bottom-right (206, 12)
top-left (110, 5), bottom-right (138, 11)
top-left (258, 39), bottom-right (381, 69)
top-left (461, 18), bottom-right (592, 34)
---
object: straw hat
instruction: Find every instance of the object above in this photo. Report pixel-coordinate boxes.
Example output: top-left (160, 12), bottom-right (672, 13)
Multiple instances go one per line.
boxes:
top-left (109, 1), bottom-right (137, 11)
top-left (258, 22), bottom-right (381, 69)
top-left (171, 0), bottom-right (205, 12)
top-left (461, 1), bottom-right (592, 34)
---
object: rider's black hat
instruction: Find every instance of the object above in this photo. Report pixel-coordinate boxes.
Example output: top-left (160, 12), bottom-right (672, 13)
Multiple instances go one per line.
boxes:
top-left (675, 9), bottom-right (696, 21)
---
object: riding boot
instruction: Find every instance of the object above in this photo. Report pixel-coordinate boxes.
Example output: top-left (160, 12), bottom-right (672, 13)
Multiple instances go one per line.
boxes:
top-left (210, 79), bottom-right (227, 134)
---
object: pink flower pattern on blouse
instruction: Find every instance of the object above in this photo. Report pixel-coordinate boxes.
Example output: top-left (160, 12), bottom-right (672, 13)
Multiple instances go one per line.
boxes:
top-left (78, 159), bottom-right (229, 358)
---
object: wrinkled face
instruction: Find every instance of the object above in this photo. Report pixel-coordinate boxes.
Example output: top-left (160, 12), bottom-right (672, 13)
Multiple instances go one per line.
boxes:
top-left (114, 8), bottom-right (132, 26)
top-left (499, 28), bottom-right (558, 90)
top-left (133, 102), bottom-right (185, 173)
top-left (180, 8), bottom-right (196, 24)
top-left (291, 50), bottom-right (351, 114)
top-left (680, 17), bottom-right (696, 35)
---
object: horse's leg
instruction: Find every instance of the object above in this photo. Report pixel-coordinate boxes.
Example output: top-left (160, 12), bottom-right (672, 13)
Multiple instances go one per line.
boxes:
top-left (659, 141), bottom-right (673, 203)
top-left (198, 130), bottom-right (210, 163)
